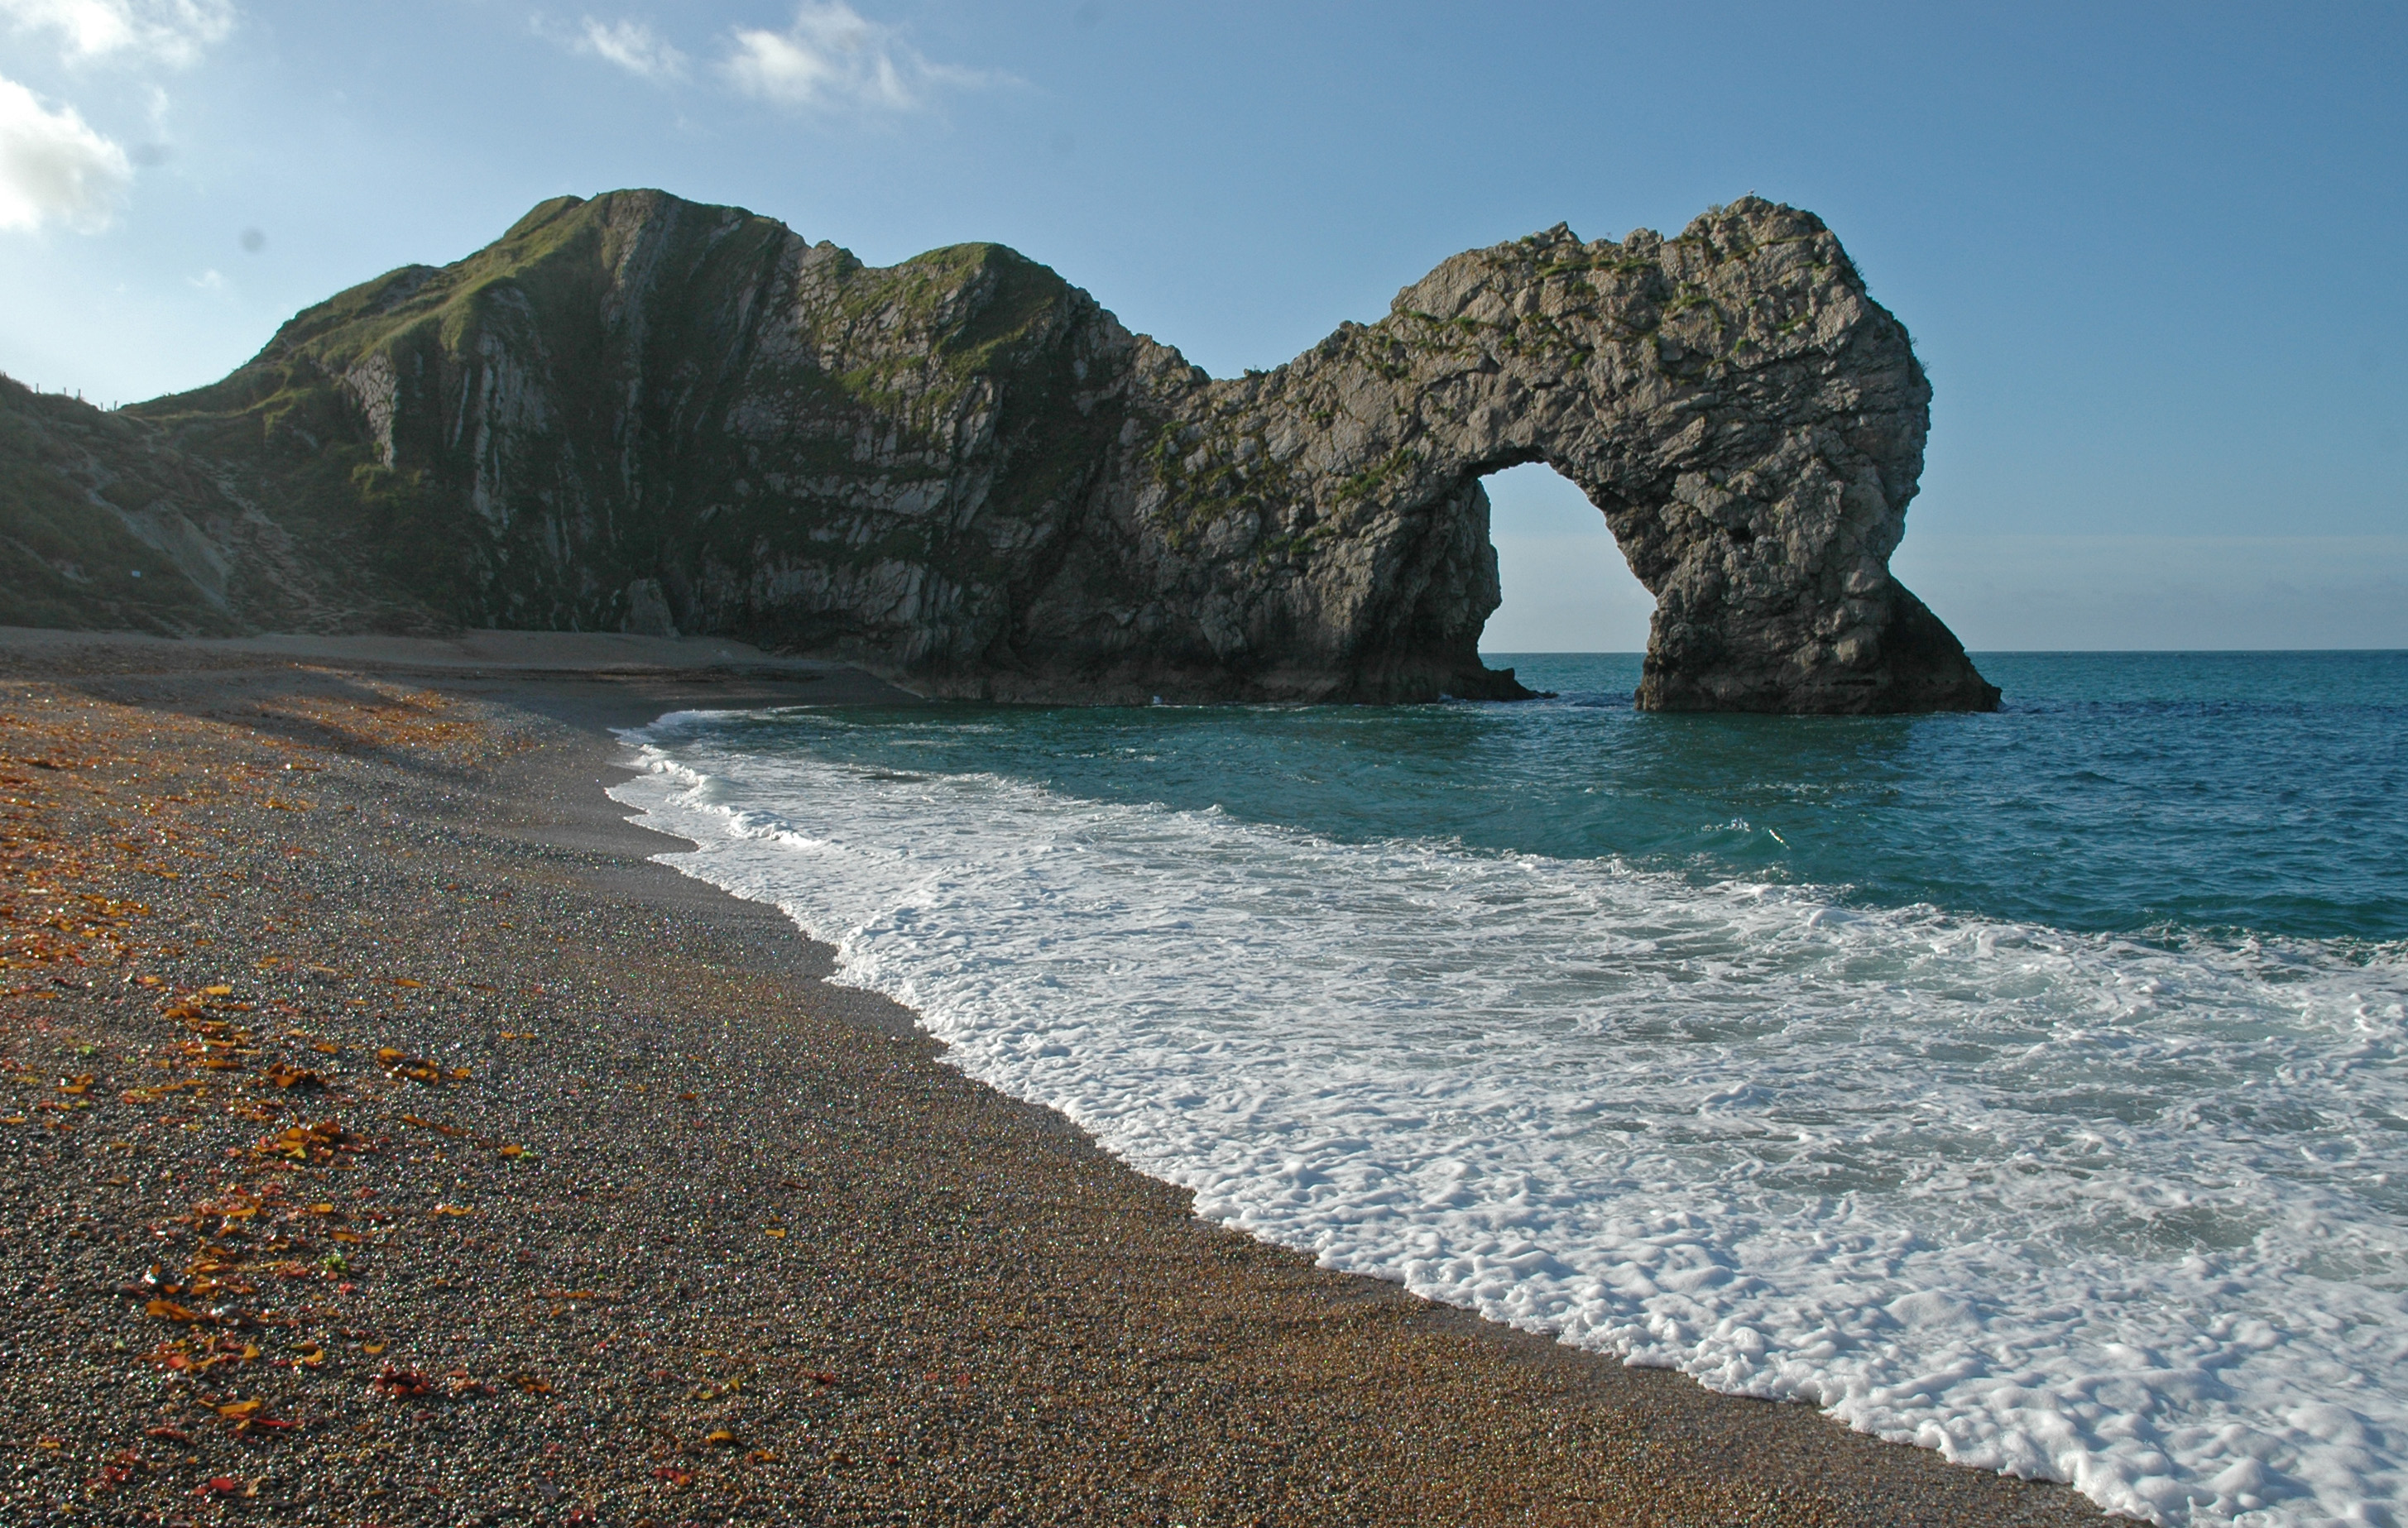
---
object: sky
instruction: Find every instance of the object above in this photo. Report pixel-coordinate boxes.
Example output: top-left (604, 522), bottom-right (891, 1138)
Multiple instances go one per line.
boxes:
top-left (0, 1), bottom-right (2401, 651)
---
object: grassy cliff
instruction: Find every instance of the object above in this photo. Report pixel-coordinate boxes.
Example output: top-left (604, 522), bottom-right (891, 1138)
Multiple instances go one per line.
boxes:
top-left (102, 189), bottom-right (1107, 644)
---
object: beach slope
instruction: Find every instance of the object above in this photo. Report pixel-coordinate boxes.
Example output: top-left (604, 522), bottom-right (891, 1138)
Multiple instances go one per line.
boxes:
top-left (0, 630), bottom-right (2089, 1523)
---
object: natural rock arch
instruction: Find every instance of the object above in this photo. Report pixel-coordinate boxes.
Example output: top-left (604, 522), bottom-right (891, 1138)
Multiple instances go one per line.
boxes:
top-left (97, 189), bottom-right (1997, 712)
top-left (1008, 199), bottom-right (1999, 711)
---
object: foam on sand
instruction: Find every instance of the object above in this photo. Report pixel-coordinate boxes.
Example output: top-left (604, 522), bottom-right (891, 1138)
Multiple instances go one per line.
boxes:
top-left (614, 715), bottom-right (2408, 1527)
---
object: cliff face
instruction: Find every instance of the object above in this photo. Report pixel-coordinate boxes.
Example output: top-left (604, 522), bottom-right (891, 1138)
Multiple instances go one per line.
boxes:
top-left (1056, 199), bottom-right (1994, 711)
top-left (0, 376), bottom-right (439, 638)
top-left (13, 189), bottom-right (1996, 711)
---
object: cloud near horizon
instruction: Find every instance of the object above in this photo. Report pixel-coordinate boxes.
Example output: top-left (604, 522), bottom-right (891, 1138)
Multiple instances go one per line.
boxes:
top-left (0, 74), bottom-right (130, 231)
top-left (0, 0), bottom-right (234, 69)
top-left (723, 2), bottom-right (995, 112)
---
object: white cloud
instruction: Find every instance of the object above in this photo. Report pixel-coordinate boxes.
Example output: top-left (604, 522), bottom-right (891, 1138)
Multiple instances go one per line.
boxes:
top-left (0, 73), bottom-right (129, 232)
top-left (568, 16), bottom-right (686, 81)
top-left (723, 2), bottom-right (991, 112)
top-left (0, 0), bottom-right (236, 69)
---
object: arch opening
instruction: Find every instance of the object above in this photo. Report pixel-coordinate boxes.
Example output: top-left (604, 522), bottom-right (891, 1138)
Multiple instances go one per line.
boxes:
top-left (1475, 462), bottom-right (1654, 657)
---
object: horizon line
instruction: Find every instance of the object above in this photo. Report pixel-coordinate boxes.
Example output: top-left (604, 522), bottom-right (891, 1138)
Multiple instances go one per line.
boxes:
top-left (1479, 647), bottom-right (2408, 657)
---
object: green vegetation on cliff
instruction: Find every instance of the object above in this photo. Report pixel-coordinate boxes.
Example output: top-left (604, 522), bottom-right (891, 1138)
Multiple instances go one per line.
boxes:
top-left (0, 378), bottom-right (239, 635)
top-left (109, 190), bottom-right (1096, 638)
top-left (0, 189), bottom-right (1993, 711)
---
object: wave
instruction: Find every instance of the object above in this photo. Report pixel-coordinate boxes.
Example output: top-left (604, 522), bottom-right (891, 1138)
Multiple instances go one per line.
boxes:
top-left (612, 715), bottom-right (2408, 1527)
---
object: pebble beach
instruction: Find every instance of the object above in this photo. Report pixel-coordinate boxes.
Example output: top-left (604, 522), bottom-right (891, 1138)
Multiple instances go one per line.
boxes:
top-left (0, 632), bottom-right (2104, 1526)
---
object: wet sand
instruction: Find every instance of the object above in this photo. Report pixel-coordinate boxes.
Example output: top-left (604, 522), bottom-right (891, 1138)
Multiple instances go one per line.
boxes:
top-left (0, 629), bottom-right (2103, 1525)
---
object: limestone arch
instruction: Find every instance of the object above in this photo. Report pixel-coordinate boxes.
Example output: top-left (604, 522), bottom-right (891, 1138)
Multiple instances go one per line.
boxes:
top-left (1129, 199), bottom-right (1999, 711)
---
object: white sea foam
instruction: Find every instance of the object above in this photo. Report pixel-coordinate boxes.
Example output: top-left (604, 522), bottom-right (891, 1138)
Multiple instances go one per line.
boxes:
top-left (611, 716), bottom-right (2408, 1527)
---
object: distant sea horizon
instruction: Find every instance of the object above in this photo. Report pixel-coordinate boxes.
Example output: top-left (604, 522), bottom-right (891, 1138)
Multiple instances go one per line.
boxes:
top-left (615, 649), bottom-right (2408, 1526)
top-left (1479, 646), bottom-right (2408, 654)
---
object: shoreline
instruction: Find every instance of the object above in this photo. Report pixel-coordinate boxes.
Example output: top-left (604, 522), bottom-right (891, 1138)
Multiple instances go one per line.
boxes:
top-left (0, 629), bottom-right (2103, 1524)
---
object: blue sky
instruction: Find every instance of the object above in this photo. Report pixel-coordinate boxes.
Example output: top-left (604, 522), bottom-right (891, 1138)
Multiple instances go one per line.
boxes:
top-left (1, 1), bottom-right (2400, 649)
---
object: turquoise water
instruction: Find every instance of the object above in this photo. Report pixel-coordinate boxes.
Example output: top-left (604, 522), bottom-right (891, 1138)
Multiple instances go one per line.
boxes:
top-left (616, 651), bottom-right (2408, 1526)
top-left (728, 651), bottom-right (2408, 942)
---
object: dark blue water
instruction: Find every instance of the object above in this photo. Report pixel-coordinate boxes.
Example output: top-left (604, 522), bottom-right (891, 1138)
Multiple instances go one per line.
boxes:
top-left (722, 651), bottom-right (2408, 942)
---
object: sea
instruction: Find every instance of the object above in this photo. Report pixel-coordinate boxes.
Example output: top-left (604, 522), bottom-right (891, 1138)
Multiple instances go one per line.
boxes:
top-left (608, 651), bottom-right (2408, 1528)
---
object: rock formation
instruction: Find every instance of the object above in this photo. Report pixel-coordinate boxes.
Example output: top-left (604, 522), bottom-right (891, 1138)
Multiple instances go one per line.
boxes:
top-left (7, 189), bottom-right (1997, 711)
top-left (0, 375), bottom-right (441, 638)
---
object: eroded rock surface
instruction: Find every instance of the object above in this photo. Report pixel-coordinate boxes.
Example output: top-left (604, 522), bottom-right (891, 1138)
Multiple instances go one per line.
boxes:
top-left (12, 189), bottom-right (1995, 711)
top-left (1097, 204), bottom-right (1998, 711)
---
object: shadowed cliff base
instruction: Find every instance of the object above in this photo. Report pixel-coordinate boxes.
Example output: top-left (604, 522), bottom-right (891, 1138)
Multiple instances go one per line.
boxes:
top-left (2, 190), bottom-right (1996, 712)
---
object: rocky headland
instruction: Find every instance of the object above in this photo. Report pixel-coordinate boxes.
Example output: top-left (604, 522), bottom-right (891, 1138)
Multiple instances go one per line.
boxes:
top-left (1, 189), bottom-right (1997, 712)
